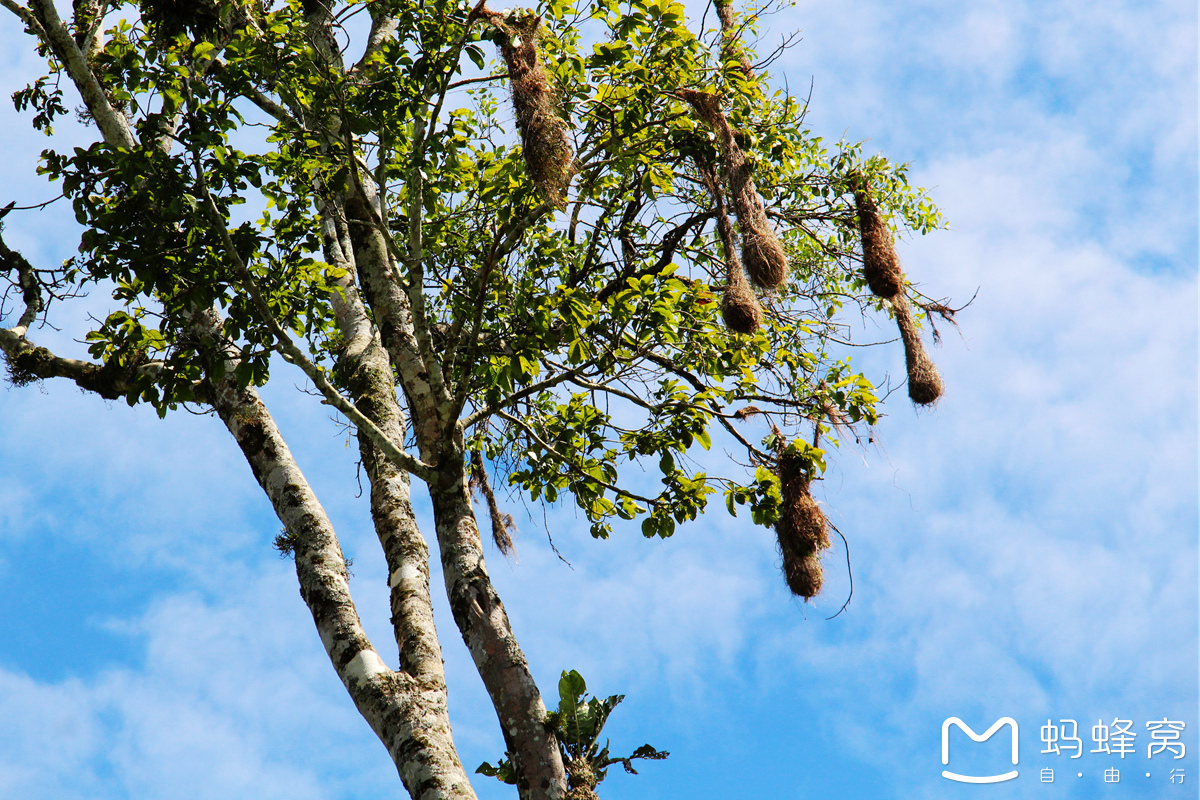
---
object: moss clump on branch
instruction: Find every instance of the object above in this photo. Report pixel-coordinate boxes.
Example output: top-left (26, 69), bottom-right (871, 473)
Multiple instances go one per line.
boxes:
top-left (484, 9), bottom-right (573, 207)
top-left (564, 756), bottom-right (598, 800)
top-left (774, 450), bottom-right (831, 599)
top-left (3, 343), bottom-right (53, 387)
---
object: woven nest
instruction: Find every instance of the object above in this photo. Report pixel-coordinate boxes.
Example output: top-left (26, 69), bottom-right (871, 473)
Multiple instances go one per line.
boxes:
top-left (678, 89), bottom-right (788, 289)
top-left (855, 183), bottom-right (904, 298)
top-left (139, 0), bottom-right (222, 36)
top-left (737, 216), bottom-right (788, 290)
top-left (690, 147), bottom-right (763, 334)
top-left (490, 12), bottom-right (572, 207)
top-left (892, 294), bottom-right (944, 406)
top-left (775, 451), bottom-right (831, 599)
top-left (722, 270), bottom-right (762, 334)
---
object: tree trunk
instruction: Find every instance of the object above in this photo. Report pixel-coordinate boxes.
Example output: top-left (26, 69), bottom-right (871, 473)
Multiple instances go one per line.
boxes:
top-left (429, 458), bottom-right (569, 800)
top-left (208, 368), bottom-right (476, 800)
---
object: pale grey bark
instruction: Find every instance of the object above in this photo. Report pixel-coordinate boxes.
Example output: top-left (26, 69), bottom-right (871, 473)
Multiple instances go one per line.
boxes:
top-left (205, 361), bottom-right (474, 800)
top-left (430, 467), bottom-right (569, 800)
top-left (285, 8), bottom-right (571, 791)
top-left (27, 0), bottom-right (134, 147)
top-left (342, 172), bottom-right (569, 799)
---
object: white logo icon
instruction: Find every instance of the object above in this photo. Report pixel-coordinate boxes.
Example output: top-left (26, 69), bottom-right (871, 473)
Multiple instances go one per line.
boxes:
top-left (942, 717), bottom-right (1019, 783)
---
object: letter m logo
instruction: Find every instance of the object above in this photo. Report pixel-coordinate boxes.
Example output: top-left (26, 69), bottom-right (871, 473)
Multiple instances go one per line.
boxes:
top-left (941, 717), bottom-right (1019, 783)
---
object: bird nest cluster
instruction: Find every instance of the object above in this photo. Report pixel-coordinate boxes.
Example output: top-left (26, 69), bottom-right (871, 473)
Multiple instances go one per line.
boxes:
top-left (679, 89), bottom-right (789, 293)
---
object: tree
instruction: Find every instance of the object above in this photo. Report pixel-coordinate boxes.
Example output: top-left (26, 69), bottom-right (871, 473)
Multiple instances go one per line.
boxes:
top-left (0, 1), bottom-right (949, 798)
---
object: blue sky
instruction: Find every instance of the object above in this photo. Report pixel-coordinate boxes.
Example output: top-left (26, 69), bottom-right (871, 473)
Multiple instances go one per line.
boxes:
top-left (0, 0), bottom-right (1196, 798)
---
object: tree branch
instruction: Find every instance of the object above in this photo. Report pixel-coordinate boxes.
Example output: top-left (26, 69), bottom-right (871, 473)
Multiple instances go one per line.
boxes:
top-left (0, 0), bottom-right (45, 38)
top-left (496, 409), bottom-right (657, 505)
top-left (27, 0), bottom-right (135, 148)
top-left (192, 161), bottom-right (434, 480)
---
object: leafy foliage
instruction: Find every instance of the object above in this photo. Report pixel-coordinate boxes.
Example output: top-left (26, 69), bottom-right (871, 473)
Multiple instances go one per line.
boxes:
top-left (477, 669), bottom-right (668, 790)
top-left (11, 0), bottom-right (944, 570)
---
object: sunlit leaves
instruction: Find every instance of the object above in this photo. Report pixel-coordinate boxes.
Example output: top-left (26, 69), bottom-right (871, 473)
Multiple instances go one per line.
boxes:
top-left (19, 0), bottom-right (942, 534)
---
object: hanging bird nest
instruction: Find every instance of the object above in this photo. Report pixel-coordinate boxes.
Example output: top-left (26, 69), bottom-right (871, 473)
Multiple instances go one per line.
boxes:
top-left (692, 150), bottom-right (763, 334)
top-left (722, 268), bottom-right (762, 334)
top-left (892, 294), bottom-right (944, 406)
top-left (854, 179), bottom-right (904, 299)
top-left (678, 88), bottom-right (788, 290)
top-left (774, 450), bottom-right (831, 600)
top-left (138, 0), bottom-right (223, 37)
top-left (738, 218), bottom-right (788, 290)
top-left (484, 9), bottom-right (573, 207)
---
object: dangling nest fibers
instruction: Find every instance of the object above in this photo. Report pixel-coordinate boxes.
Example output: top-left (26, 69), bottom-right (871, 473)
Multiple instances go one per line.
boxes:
top-left (469, 449), bottom-right (516, 555)
top-left (774, 450), bottom-right (831, 600)
top-left (854, 180), bottom-right (904, 299)
top-left (677, 89), bottom-right (788, 290)
top-left (138, 0), bottom-right (222, 37)
top-left (486, 10), bottom-right (573, 207)
top-left (892, 294), bottom-right (944, 406)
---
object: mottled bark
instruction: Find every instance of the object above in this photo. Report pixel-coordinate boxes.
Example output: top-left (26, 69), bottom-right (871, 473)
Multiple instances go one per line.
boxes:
top-left (4, 4), bottom-right (475, 795)
top-left (323, 199), bottom-right (457, 688)
top-left (345, 187), bottom-right (452, 456)
top-left (27, 0), bottom-right (134, 147)
top-left (345, 182), bottom-right (569, 799)
top-left (204, 364), bottom-right (472, 800)
top-left (429, 460), bottom-right (568, 800)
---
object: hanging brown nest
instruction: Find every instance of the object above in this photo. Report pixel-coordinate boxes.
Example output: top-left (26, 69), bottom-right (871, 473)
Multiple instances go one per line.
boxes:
top-left (737, 216), bottom-right (788, 290)
top-left (692, 149), bottom-right (763, 335)
top-left (138, 0), bottom-right (223, 37)
top-left (469, 449), bottom-right (516, 556)
top-left (690, 150), bottom-right (761, 334)
top-left (484, 10), bottom-right (573, 207)
top-left (722, 269), bottom-right (762, 334)
top-left (892, 294), bottom-right (944, 406)
top-left (677, 89), bottom-right (788, 290)
top-left (853, 180), bottom-right (904, 299)
top-left (774, 450), bottom-right (831, 600)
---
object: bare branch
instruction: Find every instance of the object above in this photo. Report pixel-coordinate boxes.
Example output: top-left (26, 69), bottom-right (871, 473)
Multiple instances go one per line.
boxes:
top-left (0, 0), bottom-right (45, 37)
top-left (350, 4), bottom-right (398, 75)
